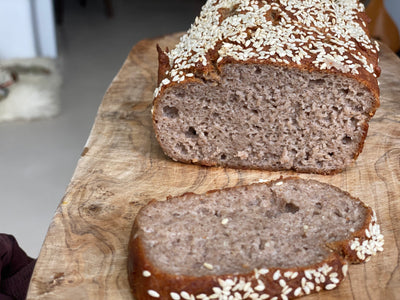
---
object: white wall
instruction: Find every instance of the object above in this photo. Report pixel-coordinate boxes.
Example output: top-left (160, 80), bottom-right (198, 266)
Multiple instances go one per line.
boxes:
top-left (0, 0), bottom-right (57, 59)
top-left (32, 0), bottom-right (58, 58)
top-left (0, 1), bottom-right (37, 59)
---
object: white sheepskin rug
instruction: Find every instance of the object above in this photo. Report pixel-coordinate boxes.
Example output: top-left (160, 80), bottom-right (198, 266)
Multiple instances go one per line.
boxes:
top-left (0, 57), bottom-right (61, 122)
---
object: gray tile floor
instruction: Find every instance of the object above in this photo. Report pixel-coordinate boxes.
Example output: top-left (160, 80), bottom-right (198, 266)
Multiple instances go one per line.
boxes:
top-left (0, 0), bottom-right (203, 257)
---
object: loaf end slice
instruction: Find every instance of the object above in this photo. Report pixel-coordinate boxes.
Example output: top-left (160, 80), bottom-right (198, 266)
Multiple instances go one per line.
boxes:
top-left (128, 178), bottom-right (384, 299)
top-left (152, 0), bottom-right (380, 174)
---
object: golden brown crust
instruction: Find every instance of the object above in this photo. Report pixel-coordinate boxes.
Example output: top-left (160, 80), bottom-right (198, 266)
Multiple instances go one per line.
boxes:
top-left (128, 178), bottom-right (384, 299)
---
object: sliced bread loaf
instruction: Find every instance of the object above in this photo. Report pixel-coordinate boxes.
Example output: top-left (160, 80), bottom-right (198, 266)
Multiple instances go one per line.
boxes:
top-left (152, 0), bottom-right (380, 174)
top-left (128, 178), bottom-right (384, 299)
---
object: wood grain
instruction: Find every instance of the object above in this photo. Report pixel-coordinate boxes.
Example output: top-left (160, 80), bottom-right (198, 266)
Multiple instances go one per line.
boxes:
top-left (27, 33), bottom-right (400, 300)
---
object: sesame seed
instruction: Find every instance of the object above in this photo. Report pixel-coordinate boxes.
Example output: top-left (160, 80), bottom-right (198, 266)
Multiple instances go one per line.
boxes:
top-left (170, 292), bottom-right (181, 300)
top-left (221, 218), bottom-right (229, 225)
top-left (279, 279), bottom-right (287, 287)
top-left (325, 284), bottom-right (337, 290)
top-left (181, 291), bottom-right (191, 300)
top-left (273, 270), bottom-right (281, 280)
top-left (284, 271), bottom-right (293, 278)
top-left (142, 270), bottom-right (151, 277)
top-left (331, 277), bottom-right (340, 284)
top-left (294, 287), bottom-right (302, 296)
top-left (329, 272), bottom-right (338, 278)
top-left (148, 290), bottom-right (160, 298)
top-left (203, 262), bottom-right (214, 270)
top-left (161, 78), bottom-right (170, 85)
top-left (303, 285), bottom-right (310, 295)
top-left (304, 270), bottom-right (313, 280)
top-left (275, 181), bottom-right (283, 186)
top-left (259, 268), bottom-right (269, 275)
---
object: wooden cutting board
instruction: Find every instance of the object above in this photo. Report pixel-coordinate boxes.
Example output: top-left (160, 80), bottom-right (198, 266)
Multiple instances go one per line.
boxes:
top-left (27, 33), bottom-right (400, 300)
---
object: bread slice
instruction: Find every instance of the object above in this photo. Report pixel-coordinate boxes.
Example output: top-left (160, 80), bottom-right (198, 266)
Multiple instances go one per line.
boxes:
top-left (128, 178), bottom-right (384, 299)
top-left (152, 0), bottom-right (380, 174)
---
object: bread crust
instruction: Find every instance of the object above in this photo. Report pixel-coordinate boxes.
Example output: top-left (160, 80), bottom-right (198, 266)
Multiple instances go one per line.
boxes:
top-left (152, 0), bottom-right (380, 174)
top-left (128, 178), bottom-right (384, 299)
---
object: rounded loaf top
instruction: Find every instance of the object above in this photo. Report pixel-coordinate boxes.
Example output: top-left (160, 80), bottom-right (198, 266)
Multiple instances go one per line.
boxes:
top-left (154, 0), bottom-right (380, 98)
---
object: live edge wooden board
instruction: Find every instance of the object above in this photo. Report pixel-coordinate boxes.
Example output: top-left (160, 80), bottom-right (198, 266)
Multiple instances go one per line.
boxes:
top-left (27, 33), bottom-right (399, 300)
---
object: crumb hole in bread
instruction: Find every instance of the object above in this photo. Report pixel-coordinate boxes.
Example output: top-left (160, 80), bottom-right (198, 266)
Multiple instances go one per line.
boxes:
top-left (342, 136), bottom-right (352, 144)
top-left (255, 66), bottom-right (261, 74)
top-left (175, 143), bottom-right (188, 155)
top-left (284, 202), bottom-right (299, 214)
top-left (315, 202), bottom-right (322, 209)
top-left (163, 106), bottom-right (179, 118)
top-left (185, 126), bottom-right (198, 138)
top-left (308, 79), bottom-right (325, 87)
top-left (334, 209), bottom-right (343, 218)
top-left (341, 88), bottom-right (349, 95)
top-left (214, 210), bottom-right (221, 217)
top-left (220, 154), bottom-right (227, 160)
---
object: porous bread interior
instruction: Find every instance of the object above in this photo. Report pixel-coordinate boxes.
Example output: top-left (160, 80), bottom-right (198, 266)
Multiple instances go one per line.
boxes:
top-left (137, 179), bottom-right (367, 276)
top-left (154, 63), bottom-right (376, 172)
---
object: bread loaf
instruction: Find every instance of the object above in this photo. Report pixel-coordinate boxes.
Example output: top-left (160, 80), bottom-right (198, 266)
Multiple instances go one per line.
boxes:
top-left (152, 0), bottom-right (380, 174)
top-left (128, 178), bottom-right (384, 299)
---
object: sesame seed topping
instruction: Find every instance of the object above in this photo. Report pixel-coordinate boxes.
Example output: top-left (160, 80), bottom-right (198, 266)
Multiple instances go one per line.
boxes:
top-left (273, 270), bottom-right (281, 280)
top-left (181, 291), bottom-right (191, 300)
top-left (275, 181), bottom-right (283, 186)
top-left (304, 270), bottom-right (313, 280)
top-left (203, 262), bottom-right (214, 270)
top-left (148, 290), bottom-right (160, 298)
top-left (142, 270), bottom-right (151, 277)
top-left (283, 271), bottom-right (293, 278)
top-left (331, 277), bottom-right (340, 284)
top-left (279, 279), bottom-right (287, 287)
top-left (342, 264), bottom-right (349, 276)
top-left (170, 292), bottom-right (181, 300)
top-left (259, 268), bottom-right (269, 275)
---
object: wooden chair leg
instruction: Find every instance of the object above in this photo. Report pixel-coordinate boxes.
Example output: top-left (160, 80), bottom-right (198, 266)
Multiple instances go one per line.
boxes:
top-left (104, 0), bottom-right (114, 18)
